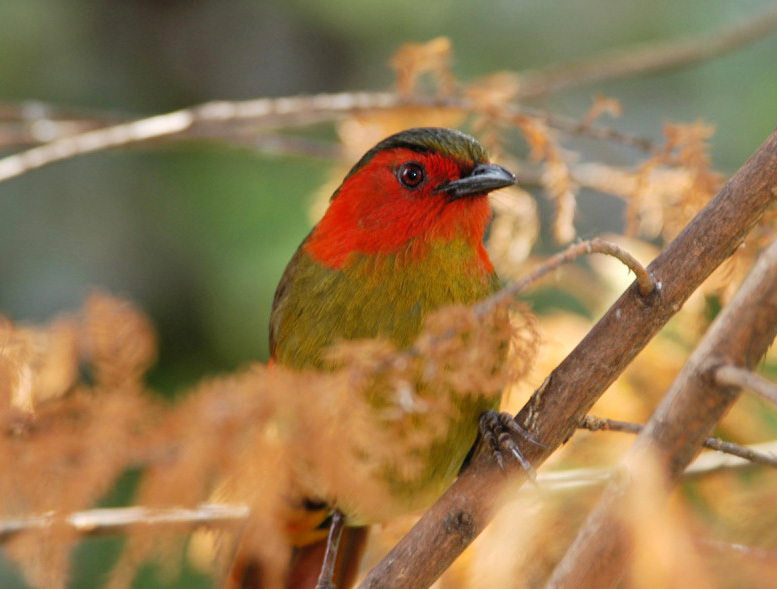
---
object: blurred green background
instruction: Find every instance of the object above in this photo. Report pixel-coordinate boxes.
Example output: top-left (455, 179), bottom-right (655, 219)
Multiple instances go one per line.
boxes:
top-left (0, 0), bottom-right (775, 586)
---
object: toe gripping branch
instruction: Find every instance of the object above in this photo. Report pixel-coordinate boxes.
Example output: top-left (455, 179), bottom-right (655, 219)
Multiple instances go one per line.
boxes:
top-left (478, 410), bottom-right (546, 481)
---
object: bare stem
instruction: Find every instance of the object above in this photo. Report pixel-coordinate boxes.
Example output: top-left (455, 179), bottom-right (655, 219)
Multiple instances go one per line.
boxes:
top-left (475, 238), bottom-right (655, 320)
top-left (579, 415), bottom-right (777, 468)
top-left (0, 504), bottom-right (248, 543)
top-left (715, 364), bottom-right (777, 407)
top-left (0, 91), bottom-right (678, 185)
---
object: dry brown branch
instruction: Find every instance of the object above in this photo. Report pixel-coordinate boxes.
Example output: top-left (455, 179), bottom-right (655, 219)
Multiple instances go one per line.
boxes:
top-left (540, 111), bottom-right (660, 153)
top-left (541, 438), bottom-right (777, 494)
top-left (0, 91), bottom-right (668, 185)
top-left (701, 538), bottom-right (777, 565)
top-left (0, 504), bottom-right (248, 543)
top-left (474, 238), bottom-right (655, 322)
top-left (546, 236), bottom-right (777, 589)
top-left (6, 3), bottom-right (771, 160)
top-left (180, 129), bottom-right (346, 161)
top-left (0, 101), bottom-right (129, 123)
top-left (516, 4), bottom-right (777, 99)
top-left (715, 364), bottom-right (777, 407)
top-left (684, 439), bottom-right (777, 475)
top-left (5, 6), bottom-right (773, 174)
top-left (0, 93), bottom-right (402, 183)
top-left (357, 128), bottom-right (777, 589)
top-left (579, 415), bottom-right (777, 468)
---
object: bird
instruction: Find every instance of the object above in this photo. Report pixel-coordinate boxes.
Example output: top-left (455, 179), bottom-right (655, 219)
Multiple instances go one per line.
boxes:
top-left (231, 127), bottom-right (517, 589)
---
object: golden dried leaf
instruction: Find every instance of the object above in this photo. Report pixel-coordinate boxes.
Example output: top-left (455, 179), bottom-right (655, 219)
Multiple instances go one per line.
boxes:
top-left (0, 315), bottom-right (79, 417)
top-left (488, 185), bottom-right (540, 279)
top-left (83, 291), bottom-right (158, 387)
top-left (580, 93), bottom-right (623, 127)
top-left (389, 37), bottom-right (455, 97)
top-left (543, 160), bottom-right (578, 244)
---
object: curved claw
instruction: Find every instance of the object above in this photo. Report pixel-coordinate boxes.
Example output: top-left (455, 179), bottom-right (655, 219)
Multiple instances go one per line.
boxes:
top-left (478, 410), bottom-right (540, 483)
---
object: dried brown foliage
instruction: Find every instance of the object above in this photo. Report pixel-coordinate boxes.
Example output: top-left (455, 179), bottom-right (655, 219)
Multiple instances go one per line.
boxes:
top-left (2, 33), bottom-right (777, 589)
top-left (0, 293), bottom-right (157, 588)
top-left (0, 291), bottom-right (536, 587)
top-left (389, 37), bottom-right (456, 98)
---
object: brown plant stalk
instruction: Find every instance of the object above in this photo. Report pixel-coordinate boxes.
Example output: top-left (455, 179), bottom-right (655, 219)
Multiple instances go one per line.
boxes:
top-left (715, 364), bottom-right (777, 407)
top-left (579, 415), bottom-right (777, 469)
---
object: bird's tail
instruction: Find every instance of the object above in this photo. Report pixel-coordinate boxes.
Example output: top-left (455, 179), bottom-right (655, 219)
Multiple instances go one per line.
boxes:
top-left (226, 526), bottom-right (369, 589)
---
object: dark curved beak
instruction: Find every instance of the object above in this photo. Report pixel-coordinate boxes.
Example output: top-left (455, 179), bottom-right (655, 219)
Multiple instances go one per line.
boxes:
top-left (439, 163), bottom-right (516, 201)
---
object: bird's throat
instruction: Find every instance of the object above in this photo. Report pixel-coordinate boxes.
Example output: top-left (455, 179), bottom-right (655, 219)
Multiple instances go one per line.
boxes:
top-left (305, 194), bottom-right (493, 270)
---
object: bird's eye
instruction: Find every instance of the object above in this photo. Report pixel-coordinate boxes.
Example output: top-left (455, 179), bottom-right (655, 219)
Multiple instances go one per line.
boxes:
top-left (398, 163), bottom-right (425, 188)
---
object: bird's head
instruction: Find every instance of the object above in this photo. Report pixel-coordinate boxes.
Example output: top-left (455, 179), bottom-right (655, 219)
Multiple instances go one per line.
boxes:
top-left (306, 127), bottom-right (516, 268)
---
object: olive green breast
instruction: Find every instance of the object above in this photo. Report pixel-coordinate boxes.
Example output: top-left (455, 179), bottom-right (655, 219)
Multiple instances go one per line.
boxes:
top-left (270, 237), bottom-right (500, 369)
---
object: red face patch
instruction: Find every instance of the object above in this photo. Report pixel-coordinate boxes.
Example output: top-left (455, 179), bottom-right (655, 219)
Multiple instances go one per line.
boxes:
top-left (306, 148), bottom-right (493, 270)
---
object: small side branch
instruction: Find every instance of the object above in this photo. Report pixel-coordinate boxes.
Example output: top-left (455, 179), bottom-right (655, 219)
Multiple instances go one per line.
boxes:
top-left (715, 364), bottom-right (777, 407)
top-left (700, 538), bottom-right (777, 565)
top-left (579, 415), bottom-right (777, 469)
top-left (0, 504), bottom-right (248, 543)
top-left (0, 93), bottom-right (403, 183)
top-left (476, 238), bottom-right (655, 319)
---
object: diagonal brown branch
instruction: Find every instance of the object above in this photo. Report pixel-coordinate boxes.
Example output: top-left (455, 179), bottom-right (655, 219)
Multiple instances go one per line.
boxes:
top-left (0, 93), bottom-right (401, 183)
top-left (357, 128), bottom-right (777, 589)
top-left (517, 3), bottom-right (777, 99)
top-left (0, 93), bottom-right (668, 185)
top-left (547, 236), bottom-right (777, 588)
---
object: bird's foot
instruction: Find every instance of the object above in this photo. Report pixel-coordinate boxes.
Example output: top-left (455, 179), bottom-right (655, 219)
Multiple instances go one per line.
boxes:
top-left (478, 410), bottom-right (544, 481)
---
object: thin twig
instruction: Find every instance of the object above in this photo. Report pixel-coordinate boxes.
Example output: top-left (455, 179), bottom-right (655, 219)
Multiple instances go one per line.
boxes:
top-left (0, 93), bottom-right (400, 183)
top-left (0, 101), bottom-right (130, 124)
top-left (475, 238), bottom-right (655, 319)
top-left (700, 538), bottom-right (777, 565)
top-left (579, 415), bottom-right (777, 468)
top-left (538, 111), bottom-right (660, 153)
top-left (383, 238), bottom-right (655, 369)
top-left (715, 364), bottom-right (777, 407)
top-left (516, 4), bottom-right (777, 98)
top-left (0, 504), bottom-right (248, 543)
top-left (0, 90), bottom-right (669, 185)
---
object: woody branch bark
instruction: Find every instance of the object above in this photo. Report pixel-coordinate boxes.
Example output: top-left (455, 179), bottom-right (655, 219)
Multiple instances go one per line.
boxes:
top-left (358, 128), bottom-right (777, 589)
top-left (546, 234), bottom-right (777, 589)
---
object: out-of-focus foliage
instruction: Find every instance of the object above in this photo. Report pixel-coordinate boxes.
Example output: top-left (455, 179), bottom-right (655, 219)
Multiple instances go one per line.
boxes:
top-left (2, 1), bottom-right (777, 588)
